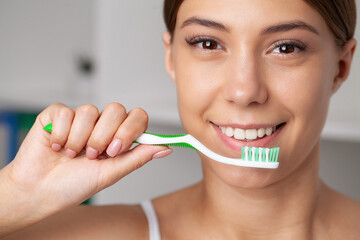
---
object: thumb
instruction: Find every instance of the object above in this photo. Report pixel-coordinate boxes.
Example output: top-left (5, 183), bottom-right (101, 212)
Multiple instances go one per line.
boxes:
top-left (97, 145), bottom-right (172, 188)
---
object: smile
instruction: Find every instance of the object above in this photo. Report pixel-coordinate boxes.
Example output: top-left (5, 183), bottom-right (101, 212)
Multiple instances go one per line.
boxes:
top-left (218, 124), bottom-right (284, 142)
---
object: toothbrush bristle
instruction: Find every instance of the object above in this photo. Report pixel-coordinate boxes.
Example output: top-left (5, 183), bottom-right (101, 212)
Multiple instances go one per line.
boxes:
top-left (242, 147), bottom-right (279, 163)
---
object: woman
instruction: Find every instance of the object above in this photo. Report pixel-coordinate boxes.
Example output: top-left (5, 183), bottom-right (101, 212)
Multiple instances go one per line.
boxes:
top-left (1, 0), bottom-right (359, 239)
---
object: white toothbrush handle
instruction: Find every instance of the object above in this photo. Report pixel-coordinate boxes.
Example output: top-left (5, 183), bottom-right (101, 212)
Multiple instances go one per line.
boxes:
top-left (135, 133), bottom-right (189, 145)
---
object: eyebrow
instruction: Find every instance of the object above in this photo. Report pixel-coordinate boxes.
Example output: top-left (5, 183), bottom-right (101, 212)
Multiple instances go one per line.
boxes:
top-left (261, 20), bottom-right (319, 35)
top-left (180, 17), bottom-right (319, 36)
top-left (181, 17), bottom-right (230, 32)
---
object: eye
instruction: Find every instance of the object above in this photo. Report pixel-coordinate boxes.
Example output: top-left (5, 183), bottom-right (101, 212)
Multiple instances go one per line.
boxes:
top-left (271, 40), bottom-right (306, 55)
top-left (185, 37), bottom-right (223, 50)
top-left (198, 40), bottom-right (220, 50)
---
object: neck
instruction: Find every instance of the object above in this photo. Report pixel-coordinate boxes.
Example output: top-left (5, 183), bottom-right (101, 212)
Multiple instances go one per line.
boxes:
top-left (199, 142), bottom-right (322, 239)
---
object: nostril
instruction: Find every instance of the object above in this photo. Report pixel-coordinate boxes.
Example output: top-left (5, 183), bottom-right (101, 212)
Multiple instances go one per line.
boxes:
top-left (223, 79), bottom-right (269, 107)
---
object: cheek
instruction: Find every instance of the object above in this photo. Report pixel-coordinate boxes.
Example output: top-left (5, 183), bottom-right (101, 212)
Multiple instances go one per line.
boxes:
top-left (174, 53), bottom-right (223, 130)
top-left (270, 54), bottom-right (336, 168)
top-left (272, 54), bottom-right (335, 126)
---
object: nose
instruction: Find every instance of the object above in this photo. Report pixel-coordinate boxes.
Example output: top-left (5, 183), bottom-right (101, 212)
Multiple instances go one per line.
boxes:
top-left (222, 52), bottom-right (268, 107)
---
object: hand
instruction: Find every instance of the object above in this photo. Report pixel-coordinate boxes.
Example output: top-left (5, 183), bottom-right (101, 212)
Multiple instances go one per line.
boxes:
top-left (2, 103), bottom-right (171, 225)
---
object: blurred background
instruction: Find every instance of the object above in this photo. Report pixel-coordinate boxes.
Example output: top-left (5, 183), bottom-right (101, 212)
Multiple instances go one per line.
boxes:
top-left (0, 0), bottom-right (359, 204)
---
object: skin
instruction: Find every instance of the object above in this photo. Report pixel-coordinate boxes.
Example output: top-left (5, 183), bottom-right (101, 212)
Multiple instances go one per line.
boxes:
top-left (0, 0), bottom-right (359, 239)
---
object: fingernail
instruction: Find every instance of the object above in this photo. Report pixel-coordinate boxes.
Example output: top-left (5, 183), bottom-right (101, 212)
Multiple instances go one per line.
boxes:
top-left (106, 139), bottom-right (122, 157)
top-left (52, 143), bottom-right (62, 152)
top-left (66, 148), bottom-right (77, 158)
top-left (86, 146), bottom-right (99, 160)
top-left (152, 149), bottom-right (173, 159)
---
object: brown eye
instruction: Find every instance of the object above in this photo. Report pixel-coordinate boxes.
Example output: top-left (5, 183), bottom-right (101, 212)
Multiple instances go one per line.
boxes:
top-left (271, 40), bottom-right (306, 55)
top-left (279, 44), bottom-right (295, 54)
top-left (202, 40), bottom-right (218, 50)
top-left (185, 37), bottom-right (223, 51)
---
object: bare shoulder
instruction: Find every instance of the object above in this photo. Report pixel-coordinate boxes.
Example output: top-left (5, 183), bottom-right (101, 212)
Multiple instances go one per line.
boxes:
top-left (319, 185), bottom-right (360, 240)
top-left (331, 191), bottom-right (360, 232)
top-left (3, 204), bottom-right (148, 240)
top-left (152, 183), bottom-right (203, 239)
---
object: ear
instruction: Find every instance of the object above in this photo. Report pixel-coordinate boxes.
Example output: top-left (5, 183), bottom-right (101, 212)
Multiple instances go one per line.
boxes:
top-left (162, 32), bottom-right (176, 81)
top-left (332, 38), bottom-right (357, 94)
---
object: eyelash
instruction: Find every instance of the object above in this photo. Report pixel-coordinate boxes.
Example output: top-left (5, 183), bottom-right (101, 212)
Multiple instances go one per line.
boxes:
top-left (185, 36), bottom-right (223, 51)
top-left (270, 40), bottom-right (307, 55)
top-left (185, 36), bottom-right (307, 56)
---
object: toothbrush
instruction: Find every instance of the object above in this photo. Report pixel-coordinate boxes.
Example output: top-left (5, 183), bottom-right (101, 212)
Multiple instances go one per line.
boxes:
top-left (43, 123), bottom-right (279, 169)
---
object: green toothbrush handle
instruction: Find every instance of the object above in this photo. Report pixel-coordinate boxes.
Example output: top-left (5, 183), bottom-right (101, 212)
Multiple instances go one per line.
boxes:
top-left (43, 123), bottom-right (194, 149)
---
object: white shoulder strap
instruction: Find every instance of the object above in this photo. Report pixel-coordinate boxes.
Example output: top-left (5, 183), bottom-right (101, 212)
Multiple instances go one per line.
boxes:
top-left (141, 200), bottom-right (161, 240)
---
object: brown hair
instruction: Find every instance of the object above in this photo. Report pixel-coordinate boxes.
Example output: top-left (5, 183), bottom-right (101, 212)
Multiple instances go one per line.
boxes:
top-left (163, 0), bottom-right (357, 47)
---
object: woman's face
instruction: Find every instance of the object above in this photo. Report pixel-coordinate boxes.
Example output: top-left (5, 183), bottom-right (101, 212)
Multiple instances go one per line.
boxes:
top-left (164, 0), bottom-right (346, 188)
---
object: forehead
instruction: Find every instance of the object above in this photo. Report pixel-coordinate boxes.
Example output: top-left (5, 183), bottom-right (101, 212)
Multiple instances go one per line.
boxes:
top-left (176, 0), bottom-right (327, 35)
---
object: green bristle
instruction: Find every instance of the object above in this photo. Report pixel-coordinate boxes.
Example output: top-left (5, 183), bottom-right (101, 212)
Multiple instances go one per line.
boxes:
top-left (247, 147), bottom-right (252, 161)
top-left (241, 147), bottom-right (245, 161)
top-left (274, 148), bottom-right (279, 163)
top-left (272, 148), bottom-right (278, 162)
top-left (261, 149), bottom-right (266, 162)
top-left (268, 148), bottom-right (273, 162)
top-left (254, 148), bottom-right (259, 162)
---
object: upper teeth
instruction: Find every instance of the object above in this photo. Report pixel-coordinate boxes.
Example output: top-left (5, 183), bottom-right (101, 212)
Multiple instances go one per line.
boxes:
top-left (219, 126), bottom-right (276, 141)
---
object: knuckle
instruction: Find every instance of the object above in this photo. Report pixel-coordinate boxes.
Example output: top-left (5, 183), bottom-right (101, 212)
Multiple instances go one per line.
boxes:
top-left (105, 102), bottom-right (127, 119)
top-left (51, 102), bottom-right (66, 108)
top-left (132, 107), bottom-right (149, 123)
top-left (76, 104), bottom-right (99, 117)
top-left (48, 102), bottom-right (64, 109)
top-left (106, 102), bottom-right (126, 113)
top-left (56, 106), bottom-right (74, 119)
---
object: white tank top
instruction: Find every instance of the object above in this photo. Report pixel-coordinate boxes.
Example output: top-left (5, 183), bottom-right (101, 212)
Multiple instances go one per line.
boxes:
top-left (141, 200), bottom-right (161, 240)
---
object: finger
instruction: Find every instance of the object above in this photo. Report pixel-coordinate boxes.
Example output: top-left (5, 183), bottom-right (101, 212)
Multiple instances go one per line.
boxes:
top-left (86, 103), bottom-right (127, 159)
top-left (50, 105), bottom-right (75, 151)
top-left (98, 145), bottom-right (172, 188)
top-left (35, 103), bottom-right (75, 151)
top-left (37, 102), bottom-right (69, 128)
top-left (107, 107), bottom-right (149, 157)
top-left (64, 104), bottom-right (99, 158)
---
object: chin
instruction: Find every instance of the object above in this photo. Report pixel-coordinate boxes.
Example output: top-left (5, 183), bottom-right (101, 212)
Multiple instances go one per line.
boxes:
top-left (203, 157), bottom-right (282, 189)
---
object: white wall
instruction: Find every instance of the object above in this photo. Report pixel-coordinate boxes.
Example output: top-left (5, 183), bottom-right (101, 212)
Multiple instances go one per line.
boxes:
top-left (0, 0), bottom-right (94, 109)
top-left (94, 0), bottom-right (179, 124)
